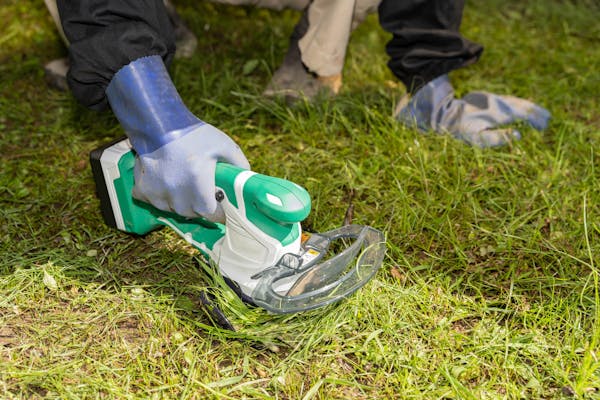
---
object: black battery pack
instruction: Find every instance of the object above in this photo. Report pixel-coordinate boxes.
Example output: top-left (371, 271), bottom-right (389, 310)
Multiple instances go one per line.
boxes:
top-left (89, 137), bottom-right (129, 230)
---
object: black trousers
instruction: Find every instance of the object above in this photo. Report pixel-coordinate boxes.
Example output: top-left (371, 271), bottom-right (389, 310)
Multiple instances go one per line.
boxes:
top-left (57, 0), bottom-right (482, 110)
top-left (378, 0), bottom-right (483, 93)
top-left (57, 0), bottom-right (176, 110)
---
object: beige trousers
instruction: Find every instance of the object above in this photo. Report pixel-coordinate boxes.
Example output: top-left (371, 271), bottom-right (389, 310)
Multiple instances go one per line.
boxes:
top-left (300, 0), bottom-right (380, 77)
top-left (44, 0), bottom-right (68, 44)
top-left (213, 0), bottom-right (381, 77)
top-left (45, 0), bottom-right (381, 77)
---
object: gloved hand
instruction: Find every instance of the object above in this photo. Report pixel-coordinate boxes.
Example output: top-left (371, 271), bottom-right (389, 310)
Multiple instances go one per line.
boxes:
top-left (106, 55), bottom-right (249, 222)
top-left (395, 74), bottom-right (551, 147)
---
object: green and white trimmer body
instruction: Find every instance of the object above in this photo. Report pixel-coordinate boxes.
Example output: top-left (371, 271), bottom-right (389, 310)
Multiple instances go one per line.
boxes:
top-left (90, 138), bottom-right (385, 314)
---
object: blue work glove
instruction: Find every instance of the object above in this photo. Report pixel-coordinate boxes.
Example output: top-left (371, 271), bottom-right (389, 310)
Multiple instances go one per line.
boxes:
top-left (106, 55), bottom-right (249, 222)
top-left (396, 75), bottom-right (551, 147)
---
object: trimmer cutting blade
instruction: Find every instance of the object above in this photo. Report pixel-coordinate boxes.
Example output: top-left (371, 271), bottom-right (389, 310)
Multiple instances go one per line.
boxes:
top-left (90, 138), bottom-right (385, 314)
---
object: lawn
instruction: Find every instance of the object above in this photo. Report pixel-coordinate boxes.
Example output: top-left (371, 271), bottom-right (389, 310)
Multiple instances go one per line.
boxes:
top-left (1, 0), bottom-right (599, 398)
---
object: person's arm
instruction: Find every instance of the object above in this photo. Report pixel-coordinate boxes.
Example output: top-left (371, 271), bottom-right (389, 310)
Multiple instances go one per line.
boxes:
top-left (57, 0), bottom-right (176, 110)
top-left (57, 1), bottom-right (249, 221)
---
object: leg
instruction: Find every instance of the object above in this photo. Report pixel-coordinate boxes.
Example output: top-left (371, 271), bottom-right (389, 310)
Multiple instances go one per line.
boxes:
top-left (44, 0), bottom-right (68, 45)
top-left (163, 0), bottom-right (198, 59)
top-left (300, 0), bottom-right (380, 78)
top-left (43, 0), bottom-right (70, 91)
top-left (383, 0), bottom-right (550, 147)
top-left (265, 0), bottom-right (380, 101)
top-left (378, 0), bottom-right (483, 93)
top-left (208, 0), bottom-right (308, 11)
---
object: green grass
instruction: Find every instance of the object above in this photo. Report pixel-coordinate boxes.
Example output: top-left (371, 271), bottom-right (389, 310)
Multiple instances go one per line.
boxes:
top-left (1, 0), bottom-right (600, 398)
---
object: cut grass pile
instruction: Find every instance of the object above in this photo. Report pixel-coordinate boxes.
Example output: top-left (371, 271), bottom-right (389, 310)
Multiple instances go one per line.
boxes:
top-left (1, 0), bottom-right (599, 398)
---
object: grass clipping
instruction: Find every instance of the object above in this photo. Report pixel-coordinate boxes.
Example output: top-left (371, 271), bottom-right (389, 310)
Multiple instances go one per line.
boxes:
top-left (190, 254), bottom-right (362, 351)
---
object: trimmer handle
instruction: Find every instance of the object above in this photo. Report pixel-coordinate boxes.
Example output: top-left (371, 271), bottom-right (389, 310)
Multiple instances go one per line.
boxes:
top-left (216, 163), bottom-right (311, 225)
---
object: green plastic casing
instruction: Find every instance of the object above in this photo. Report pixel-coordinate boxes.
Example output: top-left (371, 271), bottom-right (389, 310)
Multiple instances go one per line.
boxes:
top-left (90, 140), bottom-right (311, 250)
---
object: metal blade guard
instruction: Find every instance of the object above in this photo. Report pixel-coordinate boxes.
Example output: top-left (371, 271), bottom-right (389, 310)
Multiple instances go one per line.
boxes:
top-left (251, 224), bottom-right (386, 313)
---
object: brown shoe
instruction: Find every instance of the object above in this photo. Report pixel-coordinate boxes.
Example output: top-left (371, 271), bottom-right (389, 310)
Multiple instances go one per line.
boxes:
top-left (44, 57), bottom-right (69, 92)
top-left (263, 11), bottom-right (342, 103)
top-left (164, 0), bottom-right (198, 59)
